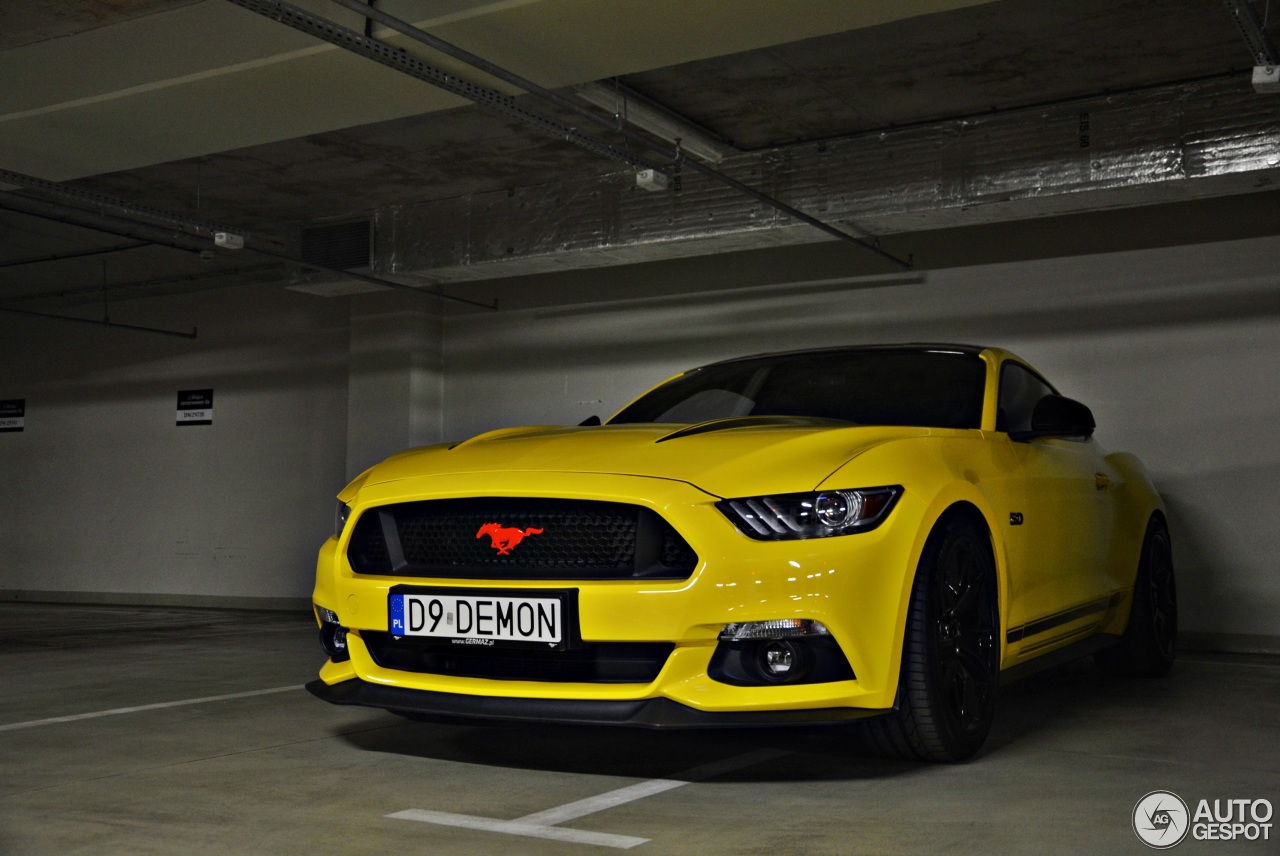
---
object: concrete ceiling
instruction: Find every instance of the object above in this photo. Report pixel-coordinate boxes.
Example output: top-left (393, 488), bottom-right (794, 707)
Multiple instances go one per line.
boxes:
top-left (1, 0), bottom-right (1278, 312)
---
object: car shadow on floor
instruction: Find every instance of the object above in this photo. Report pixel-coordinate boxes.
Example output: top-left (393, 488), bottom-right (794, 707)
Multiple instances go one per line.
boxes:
top-left (329, 655), bottom-right (1171, 781)
top-left (336, 715), bottom-right (921, 782)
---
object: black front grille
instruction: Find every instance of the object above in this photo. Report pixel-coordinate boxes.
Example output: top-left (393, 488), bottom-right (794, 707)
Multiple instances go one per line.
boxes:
top-left (347, 498), bottom-right (698, 580)
top-left (360, 631), bottom-right (672, 683)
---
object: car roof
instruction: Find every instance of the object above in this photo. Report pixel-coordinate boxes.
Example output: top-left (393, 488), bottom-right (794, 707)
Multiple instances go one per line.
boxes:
top-left (697, 343), bottom-right (990, 369)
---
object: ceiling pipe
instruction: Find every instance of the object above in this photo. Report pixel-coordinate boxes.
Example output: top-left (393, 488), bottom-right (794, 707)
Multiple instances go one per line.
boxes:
top-left (2, 263), bottom-right (285, 306)
top-left (0, 194), bottom-right (497, 311)
top-left (229, 0), bottom-right (910, 271)
top-left (0, 198), bottom-right (223, 258)
top-left (0, 305), bottom-right (198, 339)
top-left (0, 167), bottom-right (244, 239)
top-left (0, 241), bottom-right (151, 270)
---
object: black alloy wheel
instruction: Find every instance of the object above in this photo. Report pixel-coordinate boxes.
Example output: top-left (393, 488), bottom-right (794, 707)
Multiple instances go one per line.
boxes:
top-left (933, 525), bottom-right (999, 739)
top-left (860, 511), bottom-right (999, 762)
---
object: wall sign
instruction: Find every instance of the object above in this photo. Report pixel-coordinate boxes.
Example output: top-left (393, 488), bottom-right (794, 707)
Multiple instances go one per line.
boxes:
top-left (177, 389), bottom-right (213, 426)
top-left (0, 399), bottom-right (24, 433)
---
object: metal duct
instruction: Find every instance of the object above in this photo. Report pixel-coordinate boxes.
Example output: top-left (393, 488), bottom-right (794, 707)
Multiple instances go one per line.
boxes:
top-left (230, 0), bottom-right (910, 270)
top-left (300, 220), bottom-right (372, 270)
top-left (376, 76), bottom-right (1280, 282)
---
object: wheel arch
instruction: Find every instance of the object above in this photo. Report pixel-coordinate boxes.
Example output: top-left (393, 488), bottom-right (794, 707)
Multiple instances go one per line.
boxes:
top-left (863, 495), bottom-right (1004, 761)
top-left (1103, 450), bottom-right (1168, 594)
top-left (890, 491), bottom-right (1009, 683)
top-left (929, 501), bottom-right (1006, 658)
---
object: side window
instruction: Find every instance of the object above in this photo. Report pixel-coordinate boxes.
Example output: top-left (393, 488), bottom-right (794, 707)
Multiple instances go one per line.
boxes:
top-left (997, 363), bottom-right (1056, 434)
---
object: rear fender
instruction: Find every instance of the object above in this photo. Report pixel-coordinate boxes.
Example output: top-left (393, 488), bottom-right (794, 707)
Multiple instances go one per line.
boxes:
top-left (1103, 452), bottom-right (1166, 592)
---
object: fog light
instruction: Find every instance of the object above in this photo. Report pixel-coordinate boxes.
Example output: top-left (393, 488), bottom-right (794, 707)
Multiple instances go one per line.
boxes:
top-left (316, 606), bottom-right (350, 662)
top-left (761, 641), bottom-right (795, 676)
top-left (720, 619), bottom-right (830, 641)
top-left (319, 623), bottom-right (347, 659)
top-left (708, 633), bottom-right (853, 687)
top-left (753, 639), bottom-right (812, 683)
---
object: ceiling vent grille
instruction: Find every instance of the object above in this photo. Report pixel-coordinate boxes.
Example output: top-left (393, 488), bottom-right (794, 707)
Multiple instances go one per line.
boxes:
top-left (301, 220), bottom-right (372, 270)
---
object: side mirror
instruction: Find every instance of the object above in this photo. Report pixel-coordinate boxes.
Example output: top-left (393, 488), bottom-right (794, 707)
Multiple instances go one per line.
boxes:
top-left (1009, 394), bottom-right (1095, 442)
top-left (578, 415), bottom-right (602, 427)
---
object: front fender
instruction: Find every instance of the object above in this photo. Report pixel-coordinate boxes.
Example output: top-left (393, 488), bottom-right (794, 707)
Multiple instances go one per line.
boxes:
top-left (818, 433), bottom-right (1012, 681)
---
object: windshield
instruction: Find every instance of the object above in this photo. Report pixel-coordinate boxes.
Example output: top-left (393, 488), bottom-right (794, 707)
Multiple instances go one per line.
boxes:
top-left (610, 349), bottom-right (986, 429)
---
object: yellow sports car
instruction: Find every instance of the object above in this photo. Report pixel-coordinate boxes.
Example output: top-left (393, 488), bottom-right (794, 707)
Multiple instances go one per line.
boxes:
top-left (308, 345), bottom-right (1175, 761)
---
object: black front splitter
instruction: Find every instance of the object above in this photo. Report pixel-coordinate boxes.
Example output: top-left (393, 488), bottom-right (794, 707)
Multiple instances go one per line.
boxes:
top-left (306, 678), bottom-right (889, 729)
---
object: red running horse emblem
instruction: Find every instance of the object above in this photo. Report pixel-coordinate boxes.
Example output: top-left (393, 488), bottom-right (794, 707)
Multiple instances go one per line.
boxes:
top-left (476, 522), bottom-right (544, 555)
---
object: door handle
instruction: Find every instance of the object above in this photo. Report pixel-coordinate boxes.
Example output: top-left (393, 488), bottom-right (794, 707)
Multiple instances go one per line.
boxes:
top-left (1095, 473), bottom-right (1112, 490)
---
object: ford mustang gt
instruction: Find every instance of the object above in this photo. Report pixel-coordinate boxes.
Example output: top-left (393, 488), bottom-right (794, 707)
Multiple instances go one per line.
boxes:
top-left (307, 344), bottom-right (1175, 761)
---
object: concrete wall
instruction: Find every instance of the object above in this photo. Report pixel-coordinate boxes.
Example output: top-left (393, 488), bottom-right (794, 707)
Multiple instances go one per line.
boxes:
top-left (0, 284), bottom-right (353, 607)
top-left (0, 284), bottom-right (448, 608)
top-left (444, 235), bottom-right (1280, 645)
top-left (2, 235), bottom-right (1277, 649)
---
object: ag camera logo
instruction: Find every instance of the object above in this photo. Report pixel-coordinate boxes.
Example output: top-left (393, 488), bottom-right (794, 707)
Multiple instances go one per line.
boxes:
top-left (1133, 791), bottom-right (1190, 849)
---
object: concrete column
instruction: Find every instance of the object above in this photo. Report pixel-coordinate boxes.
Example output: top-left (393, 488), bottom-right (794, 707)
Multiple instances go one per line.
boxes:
top-left (345, 291), bottom-right (443, 480)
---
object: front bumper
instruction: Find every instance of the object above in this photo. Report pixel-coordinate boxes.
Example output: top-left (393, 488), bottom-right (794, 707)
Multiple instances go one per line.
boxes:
top-left (306, 677), bottom-right (890, 728)
top-left (313, 470), bottom-right (925, 717)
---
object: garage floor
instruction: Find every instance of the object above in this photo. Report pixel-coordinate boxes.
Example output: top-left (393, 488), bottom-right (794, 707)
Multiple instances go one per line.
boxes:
top-left (1, 603), bottom-right (1276, 855)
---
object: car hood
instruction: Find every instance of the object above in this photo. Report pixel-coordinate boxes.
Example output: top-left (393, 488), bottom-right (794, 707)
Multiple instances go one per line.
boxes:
top-left (356, 418), bottom-right (935, 498)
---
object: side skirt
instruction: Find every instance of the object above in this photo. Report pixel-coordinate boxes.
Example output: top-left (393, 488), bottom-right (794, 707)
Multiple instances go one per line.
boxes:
top-left (998, 634), bottom-right (1117, 686)
top-left (1005, 592), bottom-right (1126, 647)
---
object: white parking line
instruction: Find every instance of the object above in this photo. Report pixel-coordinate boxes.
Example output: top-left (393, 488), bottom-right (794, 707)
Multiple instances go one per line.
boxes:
top-left (387, 811), bottom-right (651, 850)
top-left (389, 748), bottom-right (785, 849)
top-left (0, 685), bottom-right (305, 732)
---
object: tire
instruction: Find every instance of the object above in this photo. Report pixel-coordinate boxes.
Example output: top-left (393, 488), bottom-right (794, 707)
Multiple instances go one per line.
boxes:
top-left (1095, 517), bottom-right (1176, 678)
top-left (860, 512), bottom-right (999, 762)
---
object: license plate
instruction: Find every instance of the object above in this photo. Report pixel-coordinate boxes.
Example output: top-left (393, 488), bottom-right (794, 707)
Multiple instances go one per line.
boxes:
top-left (389, 592), bottom-right (564, 647)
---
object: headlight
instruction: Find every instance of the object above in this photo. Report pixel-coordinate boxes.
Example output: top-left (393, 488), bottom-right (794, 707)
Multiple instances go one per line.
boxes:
top-left (717, 486), bottom-right (901, 540)
top-left (335, 501), bottom-right (351, 538)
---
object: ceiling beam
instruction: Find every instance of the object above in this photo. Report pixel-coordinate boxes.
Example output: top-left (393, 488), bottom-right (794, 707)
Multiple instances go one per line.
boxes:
top-left (0, 0), bottom-right (996, 180)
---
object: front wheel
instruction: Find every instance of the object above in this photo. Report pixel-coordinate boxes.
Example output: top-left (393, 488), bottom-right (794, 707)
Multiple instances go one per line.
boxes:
top-left (861, 513), bottom-right (999, 762)
top-left (1095, 517), bottom-right (1176, 677)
